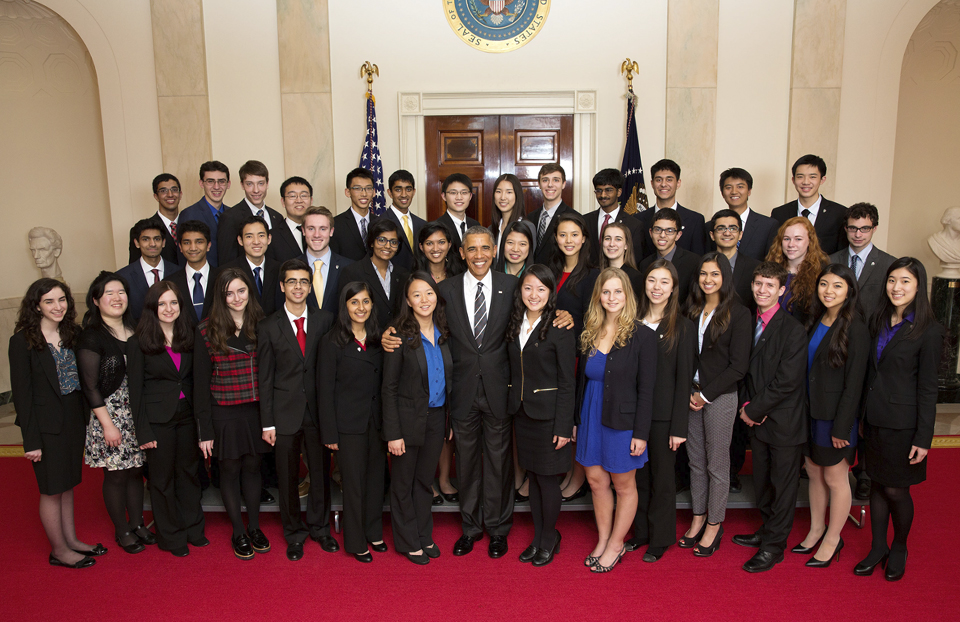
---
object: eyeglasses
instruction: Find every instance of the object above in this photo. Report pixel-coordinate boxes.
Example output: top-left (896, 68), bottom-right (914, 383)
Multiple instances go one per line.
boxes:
top-left (157, 187), bottom-right (180, 195)
top-left (714, 225), bottom-right (740, 233)
top-left (285, 192), bottom-right (311, 200)
top-left (594, 188), bottom-right (619, 195)
top-left (375, 236), bottom-right (400, 247)
top-left (350, 186), bottom-right (375, 194)
top-left (845, 225), bottom-right (875, 234)
top-left (202, 179), bottom-right (228, 187)
top-left (445, 190), bottom-right (471, 197)
top-left (283, 278), bottom-right (311, 287)
top-left (652, 226), bottom-right (678, 236)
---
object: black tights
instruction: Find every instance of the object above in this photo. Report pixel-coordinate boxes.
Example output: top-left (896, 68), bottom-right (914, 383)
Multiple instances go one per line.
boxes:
top-left (528, 471), bottom-right (562, 549)
top-left (866, 481), bottom-right (914, 564)
top-left (220, 454), bottom-right (262, 537)
top-left (102, 467), bottom-right (145, 543)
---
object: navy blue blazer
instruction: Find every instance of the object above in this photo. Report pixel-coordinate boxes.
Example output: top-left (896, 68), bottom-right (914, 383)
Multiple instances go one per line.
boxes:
top-left (377, 208), bottom-right (426, 271)
top-left (127, 212), bottom-right (185, 267)
top-left (179, 198), bottom-right (224, 267)
top-left (116, 259), bottom-right (178, 321)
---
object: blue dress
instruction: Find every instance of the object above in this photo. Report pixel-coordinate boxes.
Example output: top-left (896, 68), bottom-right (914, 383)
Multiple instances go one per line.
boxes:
top-left (806, 322), bottom-right (857, 466)
top-left (576, 350), bottom-right (648, 473)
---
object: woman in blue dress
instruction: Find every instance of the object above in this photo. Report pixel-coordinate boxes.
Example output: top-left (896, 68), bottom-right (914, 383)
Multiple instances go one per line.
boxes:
top-left (575, 267), bottom-right (657, 573)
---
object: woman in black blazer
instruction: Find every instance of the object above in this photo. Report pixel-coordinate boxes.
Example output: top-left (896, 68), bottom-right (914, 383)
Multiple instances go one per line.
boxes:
top-left (319, 281), bottom-right (386, 563)
top-left (855, 258), bottom-right (944, 581)
top-left (382, 272), bottom-right (452, 565)
top-left (793, 265), bottom-right (869, 567)
top-left (339, 218), bottom-right (409, 331)
top-left (128, 282), bottom-right (206, 557)
top-left (9, 279), bottom-right (103, 568)
top-left (506, 264), bottom-right (576, 566)
top-left (630, 259), bottom-right (696, 562)
top-left (682, 252), bottom-right (752, 555)
top-left (575, 267), bottom-right (657, 573)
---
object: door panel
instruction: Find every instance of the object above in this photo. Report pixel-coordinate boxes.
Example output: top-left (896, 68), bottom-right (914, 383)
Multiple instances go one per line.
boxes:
top-left (499, 115), bottom-right (574, 216)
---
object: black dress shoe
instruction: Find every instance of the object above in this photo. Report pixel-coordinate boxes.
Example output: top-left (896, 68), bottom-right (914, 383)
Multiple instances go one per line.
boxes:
top-left (515, 489), bottom-right (529, 503)
top-left (732, 532), bottom-right (763, 548)
top-left (440, 490), bottom-right (459, 503)
top-left (72, 543), bottom-right (107, 557)
top-left (260, 489), bottom-right (276, 504)
top-left (532, 532), bottom-right (560, 567)
top-left (247, 528), bottom-right (270, 553)
top-left (368, 541), bottom-right (388, 553)
top-left (49, 553), bottom-right (95, 568)
top-left (854, 476), bottom-right (871, 501)
top-left (232, 534), bottom-right (254, 560)
top-left (885, 550), bottom-right (907, 581)
top-left (115, 533), bottom-right (145, 554)
top-left (519, 545), bottom-right (539, 563)
top-left (729, 473), bottom-right (742, 493)
top-left (693, 524), bottom-right (723, 557)
top-left (643, 546), bottom-right (667, 563)
top-left (403, 551), bottom-right (430, 565)
top-left (432, 494), bottom-right (444, 506)
top-left (286, 542), bottom-right (304, 561)
top-left (678, 519), bottom-right (706, 549)
top-left (742, 550), bottom-right (784, 573)
top-left (311, 534), bottom-right (340, 553)
top-left (488, 535), bottom-right (508, 558)
top-left (354, 551), bottom-right (373, 563)
top-left (189, 536), bottom-right (210, 547)
top-left (169, 546), bottom-right (190, 558)
top-left (624, 537), bottom-right (648, 553)
top-left (133, 525), bottom-right (157, 546)
top-left (854, 550), bottom-right (889, 576)
top-left (791, 532), bottom-right (825, 554)
top-left (423, 543), bottom-right (441, 559)
top-left (561, 482), bottom-right (589, 503)
top-left (453, 534), bottom-right (481, 556)
top-left (805, 537), bottom-right (843, 568)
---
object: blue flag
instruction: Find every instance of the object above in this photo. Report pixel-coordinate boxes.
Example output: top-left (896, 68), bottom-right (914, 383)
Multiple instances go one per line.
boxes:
top-left (619, 91), bottom-right (649, 215)
top-left (360, 92), bottom-right (386, 217)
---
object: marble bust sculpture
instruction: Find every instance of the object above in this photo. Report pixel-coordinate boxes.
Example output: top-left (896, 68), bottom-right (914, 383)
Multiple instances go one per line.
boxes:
top-left (28, 227), bottom-right (65, 282)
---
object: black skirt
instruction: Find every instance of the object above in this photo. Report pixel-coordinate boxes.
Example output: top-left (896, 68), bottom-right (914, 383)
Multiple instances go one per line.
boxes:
top-left (33, 391), bottom-right (85, 495)
top-left (515, 406), bottom-right (571, 476)
top-left (864, 421), bottom-right (926, 487)
top-left (211, 402), bottom-right (270, 460)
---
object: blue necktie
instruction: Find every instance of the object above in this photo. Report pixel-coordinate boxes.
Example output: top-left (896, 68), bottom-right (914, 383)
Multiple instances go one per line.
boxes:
top-left (253, 266), bottom-right (263, 296)
top-left (192, 272), bottom-right (204, 320)
top-left (754, 318), bottom-right (764, 346)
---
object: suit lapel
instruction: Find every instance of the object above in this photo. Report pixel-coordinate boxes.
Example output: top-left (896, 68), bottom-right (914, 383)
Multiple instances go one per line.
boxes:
top-left (279, 311), bottom-right (305, 360)
top-left (858, 247), bottom-right (880, 286)
top-left (878, 320), bottom-right (911, 364)
top-left (414, 341), bottom-right (429, 392)
top-left (812, 322), bottom-right (835, 364)
top-left (750, 309), bottom-right (782, 361)
top-left (39, 346), bottom-right (62, 400)
top-left (363, 259), bottom-right (390, 307)
top-left (448, 276), bottom-right (472, 346)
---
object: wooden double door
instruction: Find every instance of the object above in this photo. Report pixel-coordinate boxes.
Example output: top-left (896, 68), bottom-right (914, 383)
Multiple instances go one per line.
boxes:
top-left (424, 115), bottom-right (574, 224)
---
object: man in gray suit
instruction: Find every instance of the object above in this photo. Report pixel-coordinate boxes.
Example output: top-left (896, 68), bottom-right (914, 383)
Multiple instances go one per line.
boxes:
top-left (829, 202), bottom-right (895, 500)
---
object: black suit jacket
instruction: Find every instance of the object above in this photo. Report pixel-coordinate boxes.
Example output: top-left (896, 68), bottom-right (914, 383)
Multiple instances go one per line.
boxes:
top-left (317, 333), bottom-right (384, 444)
top-left (557, 268), bottom-right (599, 339)
top-left (267, 218), bottom-right (305, 263)
top-left (771, 197), bottom-right (847, 255)
top-left (526, 201), bottom-right (576, 265)
top-left (215, 256), bottom-right (283, 317)
top-left (126, 336), bottom-right (193, 445)
top-left (829, 246), bottom-right (896, 321)
top-left (381, 333), bottom-right (453, 446)
top-left (258, 307), bottom-right (334, 435)
top-left (128, 212), bottom-right (184, 266)
top-left (216, 201), bottom-right (285, 264)
top-left (807, 319), bottom-right (870, 441)
top-left (8, 331), bottom-right (86, 452)
top-left (116, 259), bottom-right (178, 321)
top-left (694, 302), bottom-right (752, 402)
top-left (737, 209), bottom-right (780, 261)
top-left (330, 209), bottom-right (370, 262)
top-left (583, 208), bottom-right (644, 266)
top-left (433, 212), bottom-right (481, 255)
top-left (179, 198), bottom-right (222, 267)
top-left (436, 271), bottom-right (518, 420)
top-left (507, 320), bottom-right (576, 437)
top-left (575, 321), bottom-right (657, 439)
top-left (638, 246), bottom-right (701, 305)
top-left (303, 251), bottom-right (353, 312)
top-left (378, 208), bottom-right (426, 271)
top-left (651, 317), bottom-right (697, 438)
top-left (863, 320), bottom-right (944, 449)
top-left (741, 307), bottom-right (808, 446)
top-left (731, 252), bottom-right (761, 313)
top-left (634, 204), bottom-right (707, 258)
top-left (163, 266), bottom-right (214, 328)
top-left (338, 259), bottom-right (409, 331)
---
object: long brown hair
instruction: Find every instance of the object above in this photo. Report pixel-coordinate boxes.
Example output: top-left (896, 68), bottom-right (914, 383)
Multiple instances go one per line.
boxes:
top-left (638, 259), bottom-right (680, 352)
top-left (580, 267), bottom-right (638, 354)
top-left (490, 173), bottom-right (526, 231)
top-left (765, 216), bottom-right (828, 315)
top-left (15, 278), bottom-right (81, 350)
top-left (806, 264), bottom-right (859, 368)
top-left (204, 268), bottom-right (263, 354)
top-left (136, 281), bottom-right (194, 355)
top-left (599, 222), bottom-right (638, 270)
top-left (682, 252), bottom-right (737, 343)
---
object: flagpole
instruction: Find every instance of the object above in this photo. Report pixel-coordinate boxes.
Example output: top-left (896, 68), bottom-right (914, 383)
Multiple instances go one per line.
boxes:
top-left (359, 61), bottom-right (386, 217)
top-left (618, 58), bottom-right (649, 214)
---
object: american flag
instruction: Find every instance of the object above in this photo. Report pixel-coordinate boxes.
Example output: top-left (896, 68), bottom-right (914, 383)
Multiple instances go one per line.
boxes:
top-left (619, 91), bottom-right (649, 215)
top-left (360, 92), bottom-right (386, 217)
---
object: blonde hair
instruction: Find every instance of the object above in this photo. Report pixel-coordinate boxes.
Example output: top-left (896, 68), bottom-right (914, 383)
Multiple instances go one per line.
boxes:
top-left (580, 267), bottom-right (638, 354)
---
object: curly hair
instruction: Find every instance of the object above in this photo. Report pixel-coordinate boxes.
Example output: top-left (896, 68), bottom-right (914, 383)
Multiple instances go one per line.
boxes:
top-left (14, 278), bottom-right (81, 351)
top-left (391, 272), bottom-right (450, 348)
top-left (765, 217), bottom-right (829, 316)
top-left (580, 267), bottom-right (638, 354)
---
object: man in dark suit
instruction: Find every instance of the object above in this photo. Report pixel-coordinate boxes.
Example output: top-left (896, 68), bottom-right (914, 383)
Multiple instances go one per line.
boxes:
top-left (217, 160), bottom-right (285, 264)
top-left (301, 206), bottom-right (353, 311)
top-left (163, 220), bottom-right (214, 326)
top-left (330, 167), bottom-right (375, 261)
top-left (179, 161), bottom-right (231, 268)
top-left (270, 176), bottom-right (313, 263)
top-left (259, 259), bottom-right (339, 561)
top-left (584, 168), bottom-right (644, 266)
top-left (432, 172), bottom-right (481, 255)
top-left (526, 164), bottom-right (575, 265)
top-left (214, 216), bottom-right (282, 316)
top-left (635, 159), bottom-right (707, 258)
top-left (771, 154), bottom-right (846, 255)
top-left (829, 202), bottom-right (895, 500)
top-left (378, 170), bottom-right (425, 271)
top-left (733, 262), bottom-right (807, 573)
top-left (128, 173), bottom-right (185, 266)
top-left (638, 209), bottom-right (700, 304)
top-left (116, 218), bottom-right (178, 321)
top-left (718, 168), bottom-right (779, 261)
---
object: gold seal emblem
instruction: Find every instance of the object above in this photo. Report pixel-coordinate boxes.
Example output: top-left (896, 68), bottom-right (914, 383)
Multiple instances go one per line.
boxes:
top-left (443, 0), bottom-right (551, 54)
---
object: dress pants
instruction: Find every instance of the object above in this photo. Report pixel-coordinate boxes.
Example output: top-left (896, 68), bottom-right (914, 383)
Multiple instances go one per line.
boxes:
top-left (143, 400), bottom-right (205, 551)
top-left (687, 391), bottom-right (737, 523)
top-left (390, 406), bottom-right (445, 553)
top-left (338, 418), bottom-right (386, 554)
top-left (634, 420), bottom-right (677, 548)
top-left (452, 382), bottom-right (514, 538)
top-left (275, 413), bottom-right (330, 544)
top-left (751, 435), bottom-right (803, 555)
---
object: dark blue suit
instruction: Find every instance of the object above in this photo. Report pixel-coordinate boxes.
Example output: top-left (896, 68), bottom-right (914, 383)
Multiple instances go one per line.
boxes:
top-left (179, 198), bottom-right (225, 267)
top-left (303, 251), bottom-right (353, 312)
top-left (116, 259), bottom-right (178, 321)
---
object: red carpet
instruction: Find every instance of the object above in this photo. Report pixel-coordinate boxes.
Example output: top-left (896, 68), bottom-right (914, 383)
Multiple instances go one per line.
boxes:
top-left (2, 451), bottom-right (959, 621)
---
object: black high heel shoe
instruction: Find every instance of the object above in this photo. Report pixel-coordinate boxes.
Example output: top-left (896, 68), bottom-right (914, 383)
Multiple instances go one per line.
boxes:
top-left (133, 524), bottom-right (157, 546)
top-left (854, 550), bottom-right (889, 576)
top-left (590, 546), bottom-right (625, 573)
top-left (561, 482), bottom-right (589, 503)
top-left (440, 489), bottom-right (459, 503)
top-left (805, 537), bottom-right (843, 568)
top-left (678, 516), bottom-right (706, 549)
top-left (791, 531), bottom-right (825, 554)
top-left (693, 524), bottom-right (723, 557)
top-left (885, 550), bottom-right (907, 581)
top-left (115, 532), bottom-right (145, 554)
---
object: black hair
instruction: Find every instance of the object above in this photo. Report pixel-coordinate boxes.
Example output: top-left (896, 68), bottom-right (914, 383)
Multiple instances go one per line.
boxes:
top-left (334, 281), bottom-right (381, 348)
top-left (346, 167), bottom-right (374, 188)
top-left (415, 222), bottom-right (464, 276)
top-left (238, 215), bottom-right (269, 237)
top-left (280, 176), bottom-right (313, 197)
top-left (846, 202), bottom-right (879, 228)
top-left (870, 257), bottom-right (937, 340)
top-left (719, 167), bottom-right (753, 190)
top-left (792, 154), bottom-right (827, 177)
top-left (709, 209), bottom-right (743, 231)
top-left (547, 212), bottom-right (592, 295)
top-left (391, 271), bottom-right (449, 348)
top-left (651, 207), bottom-right (683, 230)
top-left (683, 252), bottom-right (737, 342)
top-left (388, 169), bottom-right (415, 189)
top-left (592, 168), bottom-right (624, 189)
top-left (199, 160), bottom-right (229, 181)
top-left (650, 159), bottom-right (681, 179)
top-left (132, 218), bottom-right (165, 240)
top-left (490, 173), bottom-right (526, 232)
top-left (442, 173), bottom-right (472, 194)
top-left (752, 261), bottom-right (790, 289)
top-left (83, 271), bottom-right (135, 335)
top-left (279, 258), bottom-right (311, 282)
top-left (506, 264), bottom-right (557, 343)
top-left (806, 264), bottom-right (860, 368)
top-left (496, 221), bottom-right (535, 273)
top-left (136, 281), bottom-right (194, 354)
top-left (366, 218), bottom-right (400, 254)
top-left (176, 219), bottom-right (211, 244)
top-left (15, 278), bottom-right (81, 351)
top-left (152, 173), bottom-right (180, 195)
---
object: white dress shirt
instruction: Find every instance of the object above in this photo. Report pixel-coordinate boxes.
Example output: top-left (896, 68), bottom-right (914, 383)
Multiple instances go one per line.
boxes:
top-left (518, 313), bottom-right (542, 350)
top-left (306, 247), bottom-right (332, 300)
top-left (285, 217), bottom-right (304, 253)
top-left (185, 262), bottom-right (210, 297)
top-left (447, 211), bottom-right (468, 241)
top-left (597, 206), bottom-right (621, 238)
top-left (463, 269), bottom-right (493, 325)
top-left (245, 198), bottom-right (272, 229)
top-left (156, 211), bottom-right (178, 238)
top-left (350, 207), bottom-right (370, 237)
top-left (797, 195), bottom-right (823, 226)
top-left (139, 257), bottom-right (165, 284)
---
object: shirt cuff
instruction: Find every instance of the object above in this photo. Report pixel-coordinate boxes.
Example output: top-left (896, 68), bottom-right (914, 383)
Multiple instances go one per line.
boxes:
top-left (262, 426), bottom-right (275, 431)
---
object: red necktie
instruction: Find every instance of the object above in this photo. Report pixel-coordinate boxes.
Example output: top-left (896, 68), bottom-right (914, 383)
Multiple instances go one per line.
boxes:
top-left (601, 213), bottom-right (611, 241)
top-left (294, 317), bottom-right (306, 356)
top-left (170, 222), bottom-right (177, 239)
top-left (151, 269), bottom-right (160, 284)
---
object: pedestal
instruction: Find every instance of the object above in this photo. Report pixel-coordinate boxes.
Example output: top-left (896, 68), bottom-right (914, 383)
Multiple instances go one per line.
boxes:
top-left (932, 276), bottom-right (960, 402)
